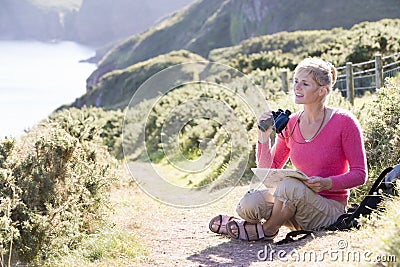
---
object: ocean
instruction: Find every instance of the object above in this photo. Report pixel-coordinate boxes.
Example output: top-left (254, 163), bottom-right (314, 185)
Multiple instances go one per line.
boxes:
top-left (0, 40), bottom-right (96, 138)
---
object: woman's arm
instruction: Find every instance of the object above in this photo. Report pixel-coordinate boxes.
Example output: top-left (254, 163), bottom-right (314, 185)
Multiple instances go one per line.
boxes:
top-left (256, 134), bottom-right (290, 168)
top-left (329, 115), bottom-right (367, 190)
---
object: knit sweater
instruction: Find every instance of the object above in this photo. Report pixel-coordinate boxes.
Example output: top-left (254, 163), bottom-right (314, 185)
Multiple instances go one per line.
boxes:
top-left (257, 108), bottom-right (367, 203)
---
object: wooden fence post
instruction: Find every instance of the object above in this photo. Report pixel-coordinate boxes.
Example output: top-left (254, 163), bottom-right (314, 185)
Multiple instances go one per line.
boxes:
top-left (280, 70), bottom-right (289, 93)
top-left (375, 54), bottom-right (383, 89)
top-left (261, 75), bottom-right (265, 88)
top-left (346, 62), bottom-right (354, 105)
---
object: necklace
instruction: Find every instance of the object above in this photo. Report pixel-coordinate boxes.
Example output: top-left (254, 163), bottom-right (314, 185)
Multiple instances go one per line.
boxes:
top-left (281, 107), bottom-right (328, 144)
top-left (299, 107), bottom-right (326, 143)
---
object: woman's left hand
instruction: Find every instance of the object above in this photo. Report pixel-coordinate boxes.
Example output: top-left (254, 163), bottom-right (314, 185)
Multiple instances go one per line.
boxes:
top-left (303, 176), bottom-right (332, 192)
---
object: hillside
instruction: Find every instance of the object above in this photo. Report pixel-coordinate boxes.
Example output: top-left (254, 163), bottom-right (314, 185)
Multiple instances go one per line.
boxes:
top-left (73, 19), bottom-right (400, 110)
top-left (87, 0), bottom-right (400, 87)
top-left (0, 0), bottom-right (193, 45)
top-left (210, 19), bottom-right (400, 68)
top-left (67, 50), bottom-right (206, 110)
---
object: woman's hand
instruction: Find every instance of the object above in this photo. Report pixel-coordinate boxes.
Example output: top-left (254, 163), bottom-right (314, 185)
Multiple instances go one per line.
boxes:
top-left (257, 111), bottom-right (274, 143)
top-left (303, 176), bottom-right (332, 192)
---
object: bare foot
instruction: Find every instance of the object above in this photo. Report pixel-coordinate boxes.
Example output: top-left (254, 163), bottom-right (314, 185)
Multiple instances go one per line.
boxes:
top-left (208, 215), bottom-right (237, 235)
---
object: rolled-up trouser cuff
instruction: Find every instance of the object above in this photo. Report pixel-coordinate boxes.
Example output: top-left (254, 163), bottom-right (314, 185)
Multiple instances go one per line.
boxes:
top-left (236, 189), bottom-right (274, 224)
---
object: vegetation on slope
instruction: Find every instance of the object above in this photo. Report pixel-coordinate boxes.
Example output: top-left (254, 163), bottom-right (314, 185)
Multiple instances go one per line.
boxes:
top-left (0, 109), bottom-right (124, 264)
top-left (70, 50), bottom-right (206, 109)
top-left (210, 19), bottom-right (400, 72)
top-left (62, 18), bottom-right (400, 196)
top-left (88, 1), bottom-right (400, 86)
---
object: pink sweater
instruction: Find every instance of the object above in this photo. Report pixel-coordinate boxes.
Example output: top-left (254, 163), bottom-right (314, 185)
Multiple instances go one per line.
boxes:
top-left (257, 108), bottom-right (367, 203)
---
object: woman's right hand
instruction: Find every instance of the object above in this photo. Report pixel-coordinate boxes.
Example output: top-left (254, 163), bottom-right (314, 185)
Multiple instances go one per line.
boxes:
top-left (257, 111), bottom-right (274, 143)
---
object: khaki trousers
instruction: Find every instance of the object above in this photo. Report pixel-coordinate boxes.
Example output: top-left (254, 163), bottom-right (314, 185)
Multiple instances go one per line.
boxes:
top-left (236, 177), bottom-right (345, 230)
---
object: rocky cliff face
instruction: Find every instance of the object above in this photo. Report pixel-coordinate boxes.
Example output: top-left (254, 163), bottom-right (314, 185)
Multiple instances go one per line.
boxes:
top-left (64, 0), bottom-right (193, 46)
top-left (0, 0), bottom-right (193, 45)
top-left (0, 0), bottom-right (64, 41)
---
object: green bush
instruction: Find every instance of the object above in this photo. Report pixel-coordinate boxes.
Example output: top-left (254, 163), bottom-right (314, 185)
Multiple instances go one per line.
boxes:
top-left (363, 77), bottom-right (400, 172)
top-left (0, 112), bottom-right (119, 263)
top-left (347, 77), bottom-right (400, 203)
top-left (48, 107), bottom-right (125, 159)
top-left (211, 19), bottom-right (400, 73)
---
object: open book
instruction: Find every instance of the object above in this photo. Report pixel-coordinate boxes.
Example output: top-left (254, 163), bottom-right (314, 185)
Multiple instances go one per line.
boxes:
top-left (251, 168), bottom-right (309, 188)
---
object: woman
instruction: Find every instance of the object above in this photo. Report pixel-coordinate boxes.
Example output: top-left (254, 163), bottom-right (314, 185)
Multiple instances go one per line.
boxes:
top-left (209, 57), bottom-right (367, 241)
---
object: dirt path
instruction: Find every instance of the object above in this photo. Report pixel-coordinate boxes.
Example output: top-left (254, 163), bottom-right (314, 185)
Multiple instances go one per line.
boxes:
top-left (111, 162), bottom-right (370, 267)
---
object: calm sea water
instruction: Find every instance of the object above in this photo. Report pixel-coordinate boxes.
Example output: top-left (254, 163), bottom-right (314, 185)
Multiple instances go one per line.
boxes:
top-left (0, 40), bottom-right (96, 138)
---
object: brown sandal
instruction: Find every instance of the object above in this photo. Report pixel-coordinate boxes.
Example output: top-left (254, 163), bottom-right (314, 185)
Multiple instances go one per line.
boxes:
top-left (209, 214), bottom-right (238, 235)
top-left (226, 220), bottom-right (278, 241)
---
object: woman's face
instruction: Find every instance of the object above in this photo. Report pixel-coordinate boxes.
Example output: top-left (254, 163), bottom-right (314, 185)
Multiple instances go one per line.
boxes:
top-left (293, 70), bottom-right (326, 105)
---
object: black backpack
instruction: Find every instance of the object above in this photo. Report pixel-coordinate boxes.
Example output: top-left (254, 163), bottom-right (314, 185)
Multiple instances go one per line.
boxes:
top-left (276, 165), bottom-right (399, 245)
top-left (325, 166), bottom-right (397, 231)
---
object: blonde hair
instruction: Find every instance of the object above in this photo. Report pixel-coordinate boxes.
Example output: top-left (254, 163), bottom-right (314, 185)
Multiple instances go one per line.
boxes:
top-left (294, 58), bottom-right (337, 91)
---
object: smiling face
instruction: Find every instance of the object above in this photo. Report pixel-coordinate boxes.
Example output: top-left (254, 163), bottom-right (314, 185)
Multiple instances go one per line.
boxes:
top-left (292, 58), bottom-right (337, 106)
top-left (293, 69), bottom-right (327, 105)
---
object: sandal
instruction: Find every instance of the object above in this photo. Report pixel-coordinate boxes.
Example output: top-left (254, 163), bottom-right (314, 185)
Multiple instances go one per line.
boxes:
top-left (226, 220), bottom-right (278, 241)
top-left (209, 214), bottom-right (238, 235)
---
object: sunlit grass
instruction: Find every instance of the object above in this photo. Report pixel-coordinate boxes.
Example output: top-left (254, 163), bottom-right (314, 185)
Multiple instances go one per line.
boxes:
top-left (44, 229), bottom-right (148, 267)
top-left (355, 194), bottom-right (400, 264)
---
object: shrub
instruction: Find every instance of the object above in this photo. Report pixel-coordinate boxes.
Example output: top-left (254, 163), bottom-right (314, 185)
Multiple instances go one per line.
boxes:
top-left (0, 113), bottom-right (119, 263)
top-left (48, 107), bottom-right (125, 159)
top-left (363, 77), bottom-right (400, 172)
top-left (347, 77), bottom-right (400, 203)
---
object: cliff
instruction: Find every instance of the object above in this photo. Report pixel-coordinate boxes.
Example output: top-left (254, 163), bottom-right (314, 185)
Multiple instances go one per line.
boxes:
top-left (63, 0), bottom-right (193, 46)
top-left (0, 0), bottom-right (65, 41)
top-left (0, 0), bottom-right (193, 45)
top-left (87, 0), bottom-right (400, 88)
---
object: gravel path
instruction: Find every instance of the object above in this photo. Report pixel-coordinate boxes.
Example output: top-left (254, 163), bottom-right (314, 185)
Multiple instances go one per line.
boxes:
top-left (109, 162), bottom-right (374, 267)
top-left (112, 162), bottom-right (323, 267)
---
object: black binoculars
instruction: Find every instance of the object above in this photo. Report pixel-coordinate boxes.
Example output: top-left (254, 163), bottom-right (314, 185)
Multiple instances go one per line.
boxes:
top-left (258, 109), bottom-right (292, 134)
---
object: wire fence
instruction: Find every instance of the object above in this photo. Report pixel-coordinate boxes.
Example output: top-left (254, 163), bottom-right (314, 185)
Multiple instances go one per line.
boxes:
top-left (279, 52), bottom-right (400, 104)
top-left (335, 52), bottom-right (400, 98)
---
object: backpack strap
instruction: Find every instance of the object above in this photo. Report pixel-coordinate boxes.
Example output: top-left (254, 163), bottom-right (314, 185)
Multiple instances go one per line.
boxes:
top-left (326, 166), bottom-right (395, 231)
top-left (367, 166), bottom-right (394, 194)
top-left (275, 230), bottom-right (314, 245)
top-left (325, 213), bottom-right (357, 231)
top-left (349, 166), bottom-right (394, 220)
top-left (276, 166), bottom-right (397, 244)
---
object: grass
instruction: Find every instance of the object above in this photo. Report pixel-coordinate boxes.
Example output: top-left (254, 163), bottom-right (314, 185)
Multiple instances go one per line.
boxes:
top-left (45, 229), bottom-right (148, 267)
top-left (154, 157), bottom-right (218, 188)
top-left (352, 195), bottom-right (400, 266)
top-left (375, 196), bottom-right (400, 262)
top-left (72, 230), bottom-right (147, 266)
top-left (43, 181), bottom-right (148, 266)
